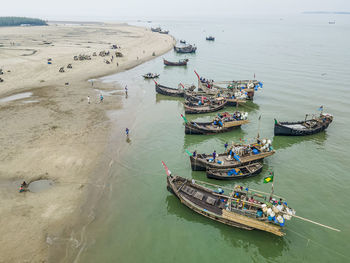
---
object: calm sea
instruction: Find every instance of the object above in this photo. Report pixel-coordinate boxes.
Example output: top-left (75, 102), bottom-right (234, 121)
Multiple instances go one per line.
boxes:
top-left (77, 15), bottom-right (350, 262)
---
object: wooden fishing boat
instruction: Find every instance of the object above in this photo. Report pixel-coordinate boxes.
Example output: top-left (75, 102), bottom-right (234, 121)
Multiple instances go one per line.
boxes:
top-left (163, 162), bottom-right (294, 236)
top-left (183, 111), bottom-right (249, 135)
top-left (194, 71), bottom-right (262, 100)
top-left (206, 36), bottom-right (215, 41)
top-left (143, 73), bottom-right (159, 79)
top-left (163, 58), bottom-right (189, 66)
top-left (151, 27), bottom-right (161, 32)
top-left (206, 162), bottom-right (263, 180)
top-left (184, 99), bottom-right (227, 114)
top-left (190, 139), bottom-right (275, 171)
top-left (274, 113), bottom-right (333, 136)
top-left (154, 82), bottom-right (184, 97)
top-left (174, 44), bottom-right (197, 53)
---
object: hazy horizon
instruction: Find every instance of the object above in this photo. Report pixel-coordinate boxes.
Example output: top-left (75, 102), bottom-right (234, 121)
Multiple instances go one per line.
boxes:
top-left (1, 0), bottom-right (349, 21)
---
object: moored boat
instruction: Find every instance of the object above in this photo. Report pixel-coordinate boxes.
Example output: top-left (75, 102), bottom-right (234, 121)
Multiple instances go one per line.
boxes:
top-left (274, 113), bottom-right (333, 136)
top-left (190, 139), bottom-right (275, 171)
top-left (163, 58), bottom-right (189, 66)
top-left (206, 36), bottom-right (215, 41)
top-left (182, 111), bottom-right (249, 135)
top-left (206, 162), bottom-right (263, 180)
top-left (180, 40), bottom-right (186, 44)
top-left (151, 27), bottom-right (161, 32)
top-left (154, 81), bottom-right (185, 97)
top-left (143, 73), bottom-right (160, 79)
top-left (163, 162), bottom-right (294, 236)
top-left (184, 99), bottom-right (227, 114)
top-left (174, 44), bottom-right (197, 53)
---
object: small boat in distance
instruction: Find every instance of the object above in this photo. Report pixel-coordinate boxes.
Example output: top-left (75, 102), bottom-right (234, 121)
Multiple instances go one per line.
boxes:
top-left (163, 58), bottom-right (189, 66)
top-left (206, 162), bottom-right (263, 180)
top-left (151, 27), bottom-right (161, 32)
top-left (143, 73), bottom-right (160, 79)
top-left (174, 44), bottom-right (197, 53)
top-left (180, 40), bottom-right (186, 44)
top-left (274, 112), bottom-right (333, 136)
top-left (206, 36), bottom-right (215, 41)
top-left (329, 21), bottom-right (336, 24)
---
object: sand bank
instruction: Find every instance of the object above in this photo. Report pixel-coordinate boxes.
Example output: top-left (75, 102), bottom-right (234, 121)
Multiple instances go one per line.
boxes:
top-left (0, 23), bottom-right (174, 262)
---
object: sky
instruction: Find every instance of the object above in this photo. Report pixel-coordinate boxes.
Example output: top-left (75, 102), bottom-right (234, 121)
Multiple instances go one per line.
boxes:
top-left (0, 0), bottom-right (349, 20)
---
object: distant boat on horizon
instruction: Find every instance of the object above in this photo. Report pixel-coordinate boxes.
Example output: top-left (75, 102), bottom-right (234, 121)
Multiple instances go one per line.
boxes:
top-left (329, 21), bottom-right (336, 24)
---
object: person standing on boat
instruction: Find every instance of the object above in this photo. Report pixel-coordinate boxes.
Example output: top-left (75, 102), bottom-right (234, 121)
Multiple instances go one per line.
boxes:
top-left (193, 150), bottom-right (197, 157)
top-left (213, 150), bottom-right (217, 161)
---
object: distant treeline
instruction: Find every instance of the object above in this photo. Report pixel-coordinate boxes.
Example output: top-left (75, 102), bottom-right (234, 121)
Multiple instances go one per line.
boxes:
top-left (303, 11), bottom-right (350, 15)
top-left (0, 17), bottom-right (47, 27)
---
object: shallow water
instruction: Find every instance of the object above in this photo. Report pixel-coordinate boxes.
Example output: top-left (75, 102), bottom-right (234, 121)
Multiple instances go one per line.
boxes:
top-left (78, 15), bottom-right (350, 262)
top-left (0, 92), bottom-right (32, 103)
top-left (28, 179), bottom-right (54, 193)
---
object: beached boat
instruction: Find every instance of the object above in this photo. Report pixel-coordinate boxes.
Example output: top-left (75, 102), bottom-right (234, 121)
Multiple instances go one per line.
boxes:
top-left (143, 73), bottom-right (159, 79)
top-left (151, 27), bottom-right (161, 32)
top-left (163, 162), bottom-right (294, 236)
top-left (190, 139), bottom-right (275, 171)
top-left (274, 113), bottom-right (333, 136)
top-left (206, 162), bottom-right (263, 180)
top-left (184, 99), bottom-right (227, 114)
top-left (159, 30), bottom-right (169, 34)
top-left (174, 44), bottom-right (197, 54)
top-left (154, 82), bottom-right (184, 97)
top-left (206, 36), bottom-right (215, 41)
top-left (183, 111), bottom-right (249, 135)
top-left (163, 58), bottom-right (189, 66)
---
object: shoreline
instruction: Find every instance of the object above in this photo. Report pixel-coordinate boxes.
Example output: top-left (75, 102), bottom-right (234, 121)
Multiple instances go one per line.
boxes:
top-left (0, 23), bottom-right (175, 262)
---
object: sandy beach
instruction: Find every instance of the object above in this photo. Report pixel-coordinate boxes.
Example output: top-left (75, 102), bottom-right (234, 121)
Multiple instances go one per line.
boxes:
top-left (0, 22), bottom-right (174, 262)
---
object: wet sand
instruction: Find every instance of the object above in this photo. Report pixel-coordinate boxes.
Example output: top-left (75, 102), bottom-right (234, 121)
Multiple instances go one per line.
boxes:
top-left (0, 23), bottom-right (174, 262)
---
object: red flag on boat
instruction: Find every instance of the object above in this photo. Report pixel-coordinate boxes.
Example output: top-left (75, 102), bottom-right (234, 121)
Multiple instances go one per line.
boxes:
top-left (179, 83), bottom-right (185, 89)
top-left (153, 80), bottom-right (158, 85)
top-left (194, 70), bottom-right (200, 80)
top-left (161, 161), bottom-right (171, 176)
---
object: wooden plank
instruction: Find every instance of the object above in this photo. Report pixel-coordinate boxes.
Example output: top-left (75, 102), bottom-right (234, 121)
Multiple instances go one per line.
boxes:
top-left (222, 210), bottom-right (285, 236)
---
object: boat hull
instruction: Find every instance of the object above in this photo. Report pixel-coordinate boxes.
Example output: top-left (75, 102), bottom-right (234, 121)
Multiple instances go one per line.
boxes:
top-left (184, 101), bottom-right (227, 114)
top-left (206, 164), bottom-right (263, 180)
top-left (190, 151), bottom-right (275, 171)
top-left (184, 120), bottom-right (248, 135)
top-left (155, 84), bottom-right (184, 97)
top-left (274, 119), bottom-right (332, 136)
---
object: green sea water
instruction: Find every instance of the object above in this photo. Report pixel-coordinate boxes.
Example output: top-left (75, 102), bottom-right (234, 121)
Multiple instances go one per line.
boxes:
top-left (78, 15), bottom-right (350, 262)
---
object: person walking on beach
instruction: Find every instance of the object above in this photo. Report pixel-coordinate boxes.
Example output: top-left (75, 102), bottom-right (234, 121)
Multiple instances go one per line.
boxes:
top-left (125, 85), bottom-right (128, 96)
top-left (126, 128), bottom-right (129, 137)
top-left (87, 96), bottom-right (90, 104)
top-left (100, 94), bottom-right (104, 103)
top-left (91, 80), bottom-right (94, 87)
